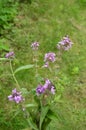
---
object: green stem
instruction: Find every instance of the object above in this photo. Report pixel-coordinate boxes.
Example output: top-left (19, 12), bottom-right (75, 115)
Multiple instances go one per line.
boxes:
top-left (33, 50), bottom-right (38, 78)
top-left (35, 51), bottom-right (38, 78)
top-left (10, 60), bottom-right (20, 89)
top-left (35, 58), bottom-right (38, 77)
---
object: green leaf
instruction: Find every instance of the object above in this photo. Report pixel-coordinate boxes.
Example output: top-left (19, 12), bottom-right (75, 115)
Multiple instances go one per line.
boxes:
top-left (14, 64), bottom-right (34, 74)
top-left (27, 116), bottom-right (38, 130)
top-left (0, 58), bottom-right (9, 61)
top-left (71, 66), bottom-right (79, 75)
top-left (42, 117), bottom-right (51, 130)
top-left (25, 104), bottom-right (37, 108)
top-left (47, 109), bottom-right (58, 121)
top-left (0, 44), bottom-right (9, 51)
top-left (53, 95), bottom-right (61, 103)
top-left (40, 105), bottom-right (49, 130)
top-left (22, 128), bottom-right (31, 130)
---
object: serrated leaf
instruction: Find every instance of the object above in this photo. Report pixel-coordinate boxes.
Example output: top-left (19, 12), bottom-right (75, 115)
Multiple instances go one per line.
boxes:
top-left (35, 75), bottom-right (44, 82)
top-left (54, 94), bottom-right (61, 102)
top-left (21, 88), bottom-right (29, 95)
top-left (40, 105), bottom-right (49, 130)
top-left (14, 64), bottom-right (34, 74)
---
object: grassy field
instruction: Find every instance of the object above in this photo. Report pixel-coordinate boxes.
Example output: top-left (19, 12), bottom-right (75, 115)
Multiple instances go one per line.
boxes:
top-left (0, 0), bottom-right (86, 130)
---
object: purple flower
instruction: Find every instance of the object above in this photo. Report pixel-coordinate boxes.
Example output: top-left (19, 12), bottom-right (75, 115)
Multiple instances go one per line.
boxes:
top-left (44, 52), bottom-right (56, 62)
top-left (36, 79), bottom-right (55, 96)
top-left (8, 88), bottom-right (24, 104)
top-left (31, 42), bottom-right (39, 50)
top-left (5, 51), bottom-right (14, 58)
top-left (36, 85), bottom-right (45, 95)
top-left (57, 36), bottom-right (73, 51)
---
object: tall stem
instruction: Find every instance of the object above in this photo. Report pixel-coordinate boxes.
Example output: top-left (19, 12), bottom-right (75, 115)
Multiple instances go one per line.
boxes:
top-left (10, 60), bottom-right (20, 89)
top-left (35, 50), bottom-right (39, 78)
top-left (33, 50), bottom-right (38, 78)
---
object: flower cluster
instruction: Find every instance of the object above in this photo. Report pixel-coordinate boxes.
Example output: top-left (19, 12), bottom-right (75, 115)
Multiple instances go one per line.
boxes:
top-left (31, 42), bottom-right (39, 50)
top-left (57, 36), bottom-right (73, 51)
top-left (8, 88), bottom-right (24, 103)
top-left (44, 52), bottom-right (56, 67)
top-left (36, 79), bottom-right (55, 95)
top-left (5, 51), bottom-right (14, 58)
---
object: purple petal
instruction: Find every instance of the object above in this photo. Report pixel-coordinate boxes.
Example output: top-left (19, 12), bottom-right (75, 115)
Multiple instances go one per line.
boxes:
top-left (51, 86), bottom-right (55, 94)
top-left (8, 95), bottom-right (13, 101)
top-left (36, 85), bottom-right (45, 95)
top-left (12, 88), bottom-right (17, 94)
top-left (14, 96), bottom-right (22, 103)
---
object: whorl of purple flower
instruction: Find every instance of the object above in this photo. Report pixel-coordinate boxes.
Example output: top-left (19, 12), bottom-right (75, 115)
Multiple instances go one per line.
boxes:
top-left (44, 52), bottom-right (56, 62)
top-left (31, 42), bottom-right (39, 50)
top-left (8, 88), bottom-right (24, 104)
top-left (5, 51), bottom-right (14, 58)
top-left (44, 52), bottom-right (56, 68)
top-left (57, 36), bottom-right (73, 51)
top-left (36, 79), bottom-right (55, 96)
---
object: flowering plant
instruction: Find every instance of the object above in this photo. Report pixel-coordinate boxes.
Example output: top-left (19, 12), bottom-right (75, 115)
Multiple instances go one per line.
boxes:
top-left (0, 36), bottom-right (73, 130)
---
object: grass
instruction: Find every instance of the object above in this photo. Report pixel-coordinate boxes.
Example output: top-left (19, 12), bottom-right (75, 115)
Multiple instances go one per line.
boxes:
top-left (0, 0), bottom-right (86, 130)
